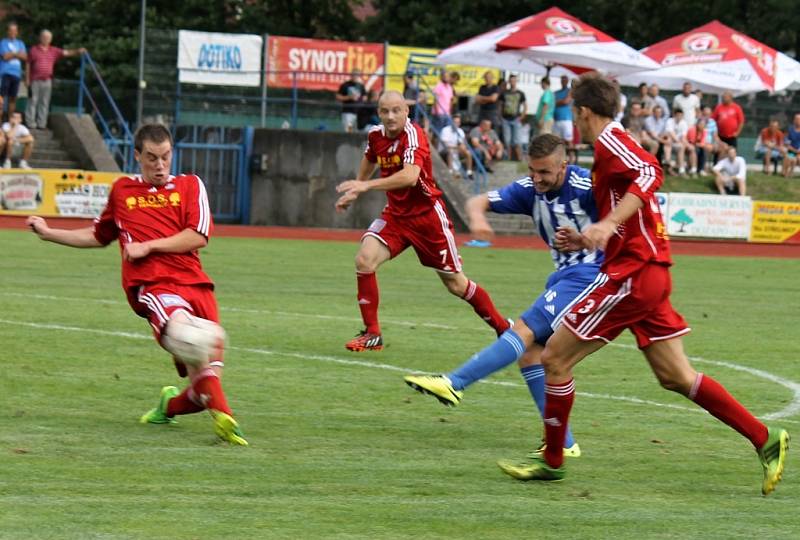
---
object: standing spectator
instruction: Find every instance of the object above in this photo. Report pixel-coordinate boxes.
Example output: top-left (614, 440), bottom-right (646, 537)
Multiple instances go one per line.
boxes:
top-left (648, 84), bottom-right (670, 117)
top-left (469, 118), bottom-right (504, 171)
top-left (712, 91), bottom-right (745, 148)
top-left (356, 90), bottom-right (380, 132)
top-left (634, 82), bottom-right (653, 116)
top-left (664, 109), bottom-right (693, 176)
top-left (439, 113), bottom-right (473, 179)
top-left (3, 111), bottom-right (34, 169)
top-left (672, 82), bottom-right (700, 127)
top-left (335, 69), bottom-right (366, 133)
top-left (500, 74), bottom-right (527, 161)
top-left (713, 146), bottom-right (747, 196)
top-left (535, 77), bottom-right (555, 135)
top-left (475, 71), bottom-right (501, 132)
top-left (403, 71), bottom-right (421, 122)
top-left (782, 113), bottom-right (800, 178)
top-left (0, 22), bottom-right (27, 119)
top-left (25, 29), bottom-right (86, 129)
top-left (553, 75), bottom-right (573, 143)
top-left (642, 104), bottom-right (667, 157)
top-left (432, 71), bottom-right (454, 132)
top-left (614, 80), bottom-right (627, 123)
top-left (754, 119), bottom-right (785, 175)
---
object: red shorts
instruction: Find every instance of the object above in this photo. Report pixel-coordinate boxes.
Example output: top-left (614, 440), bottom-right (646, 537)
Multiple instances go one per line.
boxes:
top-left (561, 263), bottom-right (690, 348)
top-left (362, 200), bottom-right (463, 273)
top-left (126, 283), bottom-right (223, 370)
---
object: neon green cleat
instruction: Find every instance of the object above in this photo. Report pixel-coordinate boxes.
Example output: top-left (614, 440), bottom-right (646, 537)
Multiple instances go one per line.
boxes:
top-left (404, 374), bottom-right (463, 407)
top-left (528, 441), bottom-right (582, 458)
top-left (497, 455), bottom-right (566, 481)
top-left (210, 410), bottom-right (249, 446)
top-left (758, 426), bottom-right (789, 496)
top-left (139, 385), bottom-right (179, 424)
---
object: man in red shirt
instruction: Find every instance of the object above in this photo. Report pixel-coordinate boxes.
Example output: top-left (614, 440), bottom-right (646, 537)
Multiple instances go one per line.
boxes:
top-left (497, 73), bottom-right (788, 496)
top-left (26, 124), bottom-right (247, 446)
top-left (712, 91), bottom-right (745, 148)
top-left (24, 29), bottom-right (85, 129)
top-left (755, 119), bottom-right (785, 174)
top-left (335, 90), bottom-right (509, 351)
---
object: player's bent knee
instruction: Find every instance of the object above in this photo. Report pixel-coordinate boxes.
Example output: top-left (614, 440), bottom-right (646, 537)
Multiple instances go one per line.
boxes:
top-left (161, 311), bottom-right (226, 368)
top-left (355, 251), bottom-right (379, 273)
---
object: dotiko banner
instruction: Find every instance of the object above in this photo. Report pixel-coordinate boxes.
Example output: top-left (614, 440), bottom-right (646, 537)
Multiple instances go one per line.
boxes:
top-left (267, 36), bottom-right (385, 91)
top-left (0, 170), bottom-right (118, 218)
top-left (178, 30), bottom-right (263, 87)
top-left (666, 193), bottom-right (752, 239)
top-left (749, 200), bottom-right (800, 243)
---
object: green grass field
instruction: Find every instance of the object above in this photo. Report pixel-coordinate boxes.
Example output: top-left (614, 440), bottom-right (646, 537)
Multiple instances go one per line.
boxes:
top-left (2, 230), bottom-right (798, 539)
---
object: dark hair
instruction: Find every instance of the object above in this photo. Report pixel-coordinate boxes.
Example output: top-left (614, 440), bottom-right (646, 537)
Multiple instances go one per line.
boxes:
top-left (571, 72), bottom-right (618, 120)
top-left (134, 124), bottom-right (173, 152)
top-left (541, 77), bottom-right (550, 86)
top-left (529, 133), bottom-right (566, 160)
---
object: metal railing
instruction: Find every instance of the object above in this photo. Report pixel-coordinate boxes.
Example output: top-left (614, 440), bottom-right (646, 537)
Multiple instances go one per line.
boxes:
top-left (77, 52), bottom-right (135, 172)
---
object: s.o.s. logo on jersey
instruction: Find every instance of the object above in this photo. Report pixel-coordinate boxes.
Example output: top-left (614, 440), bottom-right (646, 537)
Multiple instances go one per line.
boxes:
top-left (544, 17), bottom-right (596, 45)
top-left (377, 154), bottom-right (402, 169)
top-left (663, 32), bottom-right (726, 66)
top-left (126, 192), bottom-right (182, 210)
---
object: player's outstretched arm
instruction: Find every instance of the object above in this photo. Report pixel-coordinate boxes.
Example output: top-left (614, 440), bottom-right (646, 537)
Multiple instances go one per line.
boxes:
top-left (581, 192), bottom-right (645, 251)
top-left (123, 228), bottom-right (207, 262)
top-left (465, 194), bottom-right (494, 241)
top-left (26, 216), bottom-right (103, 248)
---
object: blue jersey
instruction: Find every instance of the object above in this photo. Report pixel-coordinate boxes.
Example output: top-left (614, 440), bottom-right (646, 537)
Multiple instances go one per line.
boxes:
top-left (553, 87), bottom-right (572, 121)
top-left (488, 164), bottom-right (603, 271)
top-left (786, 126), bottom-right (800, 150)
top-left (0, 38), bottom-right (25, 78)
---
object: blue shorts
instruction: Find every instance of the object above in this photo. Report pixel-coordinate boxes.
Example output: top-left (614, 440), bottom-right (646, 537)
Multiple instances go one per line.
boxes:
top-left (0, 75), bottom-right (20, 98)
top-left (520, 264), bottom-right (603, 345)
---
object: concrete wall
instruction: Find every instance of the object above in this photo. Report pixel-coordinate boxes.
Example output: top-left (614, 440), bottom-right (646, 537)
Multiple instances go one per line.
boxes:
top-left (249, 129), bottom-right (387, 229)
top-left (49, 113), bottom-right (121, 172)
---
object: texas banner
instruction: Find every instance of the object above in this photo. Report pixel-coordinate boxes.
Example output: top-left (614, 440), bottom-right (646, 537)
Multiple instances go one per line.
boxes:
top-left (267, 36), bottom-right (385, 92)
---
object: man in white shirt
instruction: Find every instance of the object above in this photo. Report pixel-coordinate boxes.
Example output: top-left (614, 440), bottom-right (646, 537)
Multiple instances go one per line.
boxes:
top-left (3, 111), bottom-right (34, 169)
top-left (439, 113), bottom-right (473, 178)
top-left (664, 109), bottom-right (694, 176)
top-left (713, 146), bottom-right (747, 196)
top-left (672, 82), bottom-right (701, 127)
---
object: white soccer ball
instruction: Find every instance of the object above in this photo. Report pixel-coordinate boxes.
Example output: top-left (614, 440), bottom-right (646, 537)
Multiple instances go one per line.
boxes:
top-left (162, 315), bottom-right (226, 367)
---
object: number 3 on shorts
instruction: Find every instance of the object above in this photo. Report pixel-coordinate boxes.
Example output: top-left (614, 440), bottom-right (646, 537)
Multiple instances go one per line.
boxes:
top-left (577, 299), bottom-right (596, 314)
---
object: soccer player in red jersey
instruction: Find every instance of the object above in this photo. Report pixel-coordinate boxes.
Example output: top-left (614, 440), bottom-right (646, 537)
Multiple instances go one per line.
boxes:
top-left (335, 90), bottom-right (509, 351)
top-left (498, 73), bottom-right (788, 495)
top-left (26, 124), bottom-right (247, 446)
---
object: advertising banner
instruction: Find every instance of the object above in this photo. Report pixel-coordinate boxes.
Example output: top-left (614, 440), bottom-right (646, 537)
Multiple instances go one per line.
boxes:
top-left (178, 30), bottom-right (263, 87)
top-left (386, 45), bottom-right (498, 100)
top-left (749, 200), bottom-right (800, 243)
top-left (666, 193), bottom-right (752, 239)
top-left (267, 36), bottom-right (384, 91)
top-left (0, 170), bottom-right (119, 218)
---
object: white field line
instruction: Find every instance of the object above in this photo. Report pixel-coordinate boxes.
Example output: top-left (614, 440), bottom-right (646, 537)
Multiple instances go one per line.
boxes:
top-left (0, 316), bottom-right (797, 425)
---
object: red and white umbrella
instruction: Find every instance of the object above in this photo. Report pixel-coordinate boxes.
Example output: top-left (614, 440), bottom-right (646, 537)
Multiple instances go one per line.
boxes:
top-left (437, 7), bottom-right (659, 76)
top-left (618, 21), bottom-right (800, 95)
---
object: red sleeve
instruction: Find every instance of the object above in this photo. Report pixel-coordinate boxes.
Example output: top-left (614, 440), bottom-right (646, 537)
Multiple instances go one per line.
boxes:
top-left (364, 131), bottom-right (377, 163)
top-left (402, 125), bottom-right (427, 168)
top-left (92, 186), bottom-right (118, 246)
top-left (711, 105), bottom-right (720, 121)
top-left (598, 128), bottom-right (662, 202)
top-left (184, 175), bottom-right (213, 238)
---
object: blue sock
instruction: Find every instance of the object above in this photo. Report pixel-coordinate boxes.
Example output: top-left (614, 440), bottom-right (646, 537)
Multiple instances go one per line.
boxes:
top-left (447, 330), bottom-right (526, 390)
top-left (520, 364), bottom-right (575, 448)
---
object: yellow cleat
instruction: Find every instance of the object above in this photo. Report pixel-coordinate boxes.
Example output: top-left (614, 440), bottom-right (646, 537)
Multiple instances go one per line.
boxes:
top-left (758, 427), bottom-right (789, 496)
top-left (210, 410), bottom-right (249, 446)
top-left (529, 441), bottom-right (582, 458)
top-left (404, 374), bottom-right (463, 407)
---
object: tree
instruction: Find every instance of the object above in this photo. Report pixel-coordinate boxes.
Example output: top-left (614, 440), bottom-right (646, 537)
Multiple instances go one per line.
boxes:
top-left (671, 208), bottom-right (694, 233)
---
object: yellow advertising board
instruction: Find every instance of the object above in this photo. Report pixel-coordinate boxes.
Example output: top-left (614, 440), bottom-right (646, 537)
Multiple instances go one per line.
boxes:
top-left (386, 45), bottom-right (499, 102)
top-left (0, 169), bottom-right (120, 218)
top-left (749, 200), bottom-right (800, 244)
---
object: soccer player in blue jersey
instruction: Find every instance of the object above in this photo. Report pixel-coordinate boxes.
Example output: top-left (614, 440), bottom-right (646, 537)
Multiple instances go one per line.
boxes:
top-left (405, 133), bottom-right (603, 459)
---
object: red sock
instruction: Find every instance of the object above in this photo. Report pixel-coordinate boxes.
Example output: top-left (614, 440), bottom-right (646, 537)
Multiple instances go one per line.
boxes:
top-left (191, 369), bottom-right (232, 415)
top-left (357, 271), bottom-right (381, 334)
top-left (166, 386), bottom-right (204, 417)
top-left (690, 373), bottom-right (768, 448)
top-left (462, 280), bottom-right (509, 335)
top-left (543, 378), bottom-right (575, 468)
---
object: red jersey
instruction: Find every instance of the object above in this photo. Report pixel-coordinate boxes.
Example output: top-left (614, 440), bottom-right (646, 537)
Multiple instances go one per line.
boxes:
top-left (93, 174), bottom-right (214, 290)
top-left (759, 127), bottom-right (784, 147)
top-left (593, 122), bottom-right (671, 278)
top-left (712, 102), bottom-right (745, 138)
top-left (364, 120), bottom-right (442, 217)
